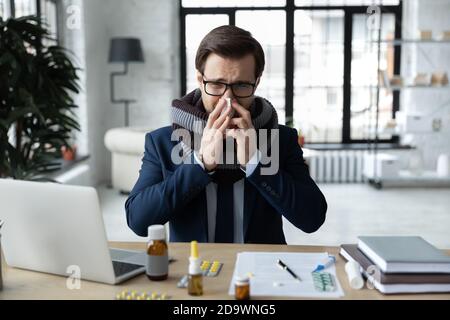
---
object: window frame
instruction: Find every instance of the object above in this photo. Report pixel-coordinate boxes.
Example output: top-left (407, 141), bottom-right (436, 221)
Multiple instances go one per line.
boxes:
top-left (179, 0), bottom-right (402, 144)
top-left (4, 0), bottom-right (60, 44)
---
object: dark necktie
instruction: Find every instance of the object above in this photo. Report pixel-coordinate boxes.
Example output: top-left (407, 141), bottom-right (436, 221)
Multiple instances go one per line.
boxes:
top-left (214, 182), bottom-right (234, 243)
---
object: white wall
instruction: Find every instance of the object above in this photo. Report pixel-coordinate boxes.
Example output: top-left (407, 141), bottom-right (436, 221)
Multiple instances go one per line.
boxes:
top-left (60, 0), bottom-right (180, 186)
top-left (401, 0), bottom-right (450, 170)
top-left (59, 0), bottom-right (93, 183)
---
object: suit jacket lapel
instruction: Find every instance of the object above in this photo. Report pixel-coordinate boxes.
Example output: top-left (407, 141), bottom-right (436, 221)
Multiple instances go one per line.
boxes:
top-left (175, 158), bottom-right (209, 243)
top-left (243, 179), bottom-right (257, 239)
top-left (198, 189), bottom-right (209, 242)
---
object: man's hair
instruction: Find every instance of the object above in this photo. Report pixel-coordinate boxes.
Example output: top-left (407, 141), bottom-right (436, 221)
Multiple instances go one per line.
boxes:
top-left (195, 25), bottom-right (265, 79)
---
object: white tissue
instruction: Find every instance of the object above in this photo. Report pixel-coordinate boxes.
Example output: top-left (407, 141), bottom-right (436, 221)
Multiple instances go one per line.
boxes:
top-left (226, 97), bottom-right (231, 108)
top-left (221, 97), bottom-right (235, 118)
top-left (345, 261), bottom-right (364, 290)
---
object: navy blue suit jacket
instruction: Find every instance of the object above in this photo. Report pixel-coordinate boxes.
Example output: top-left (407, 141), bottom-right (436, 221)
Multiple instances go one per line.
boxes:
top-left (125, 125), bottom-right (327, 244)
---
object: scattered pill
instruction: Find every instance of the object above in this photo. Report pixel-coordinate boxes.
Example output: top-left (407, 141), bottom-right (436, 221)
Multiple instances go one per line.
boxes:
top-left (273, 281), bottom-right (284, 287)
top-left (115, 290), bottom-right (171, 300)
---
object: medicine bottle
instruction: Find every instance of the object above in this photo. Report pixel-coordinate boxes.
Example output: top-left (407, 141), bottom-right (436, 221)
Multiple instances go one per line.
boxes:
top-left (188, 241), bottom-right (203, 296)
top-left (146, 225), bottom-right (168, 281)
top-left (234, 275), bottom-right (250, 300)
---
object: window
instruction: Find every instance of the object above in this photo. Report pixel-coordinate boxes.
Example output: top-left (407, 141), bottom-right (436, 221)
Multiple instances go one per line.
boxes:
top-left (180, 0), bottom-right (402, 144)
top-left (182, 0), bottom-right (286, 8)
top-left (1, 0), bottom-right (59, 44)
top-left (40, 0), bottom-right (58, 44)
top-left (295, 0), bottom-right (399, 5)
top-left (351, 13), bottom-right (396, 141)
top-left (294, 10), bottom-right (344, 143)
top-left (185, 14), bottom-right (229, 92)
top-left (0, 0), bottom-right (13, 18)
top-left (13, 0), bottom-right (36, 17)
top-left (236, 10), bottom-right (286, 123)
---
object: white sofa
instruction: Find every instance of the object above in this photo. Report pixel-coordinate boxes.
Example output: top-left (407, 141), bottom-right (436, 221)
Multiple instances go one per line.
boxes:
top-left (104, 127), bottom-right (151, 193)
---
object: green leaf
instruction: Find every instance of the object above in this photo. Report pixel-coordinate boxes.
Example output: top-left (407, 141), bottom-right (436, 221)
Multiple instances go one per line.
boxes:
top-left (1, 106), bottom-right (36, 128)
top-left (0, 16), bottom-right (81, 180)
top-left (0, 51), bottom-right (15, 67)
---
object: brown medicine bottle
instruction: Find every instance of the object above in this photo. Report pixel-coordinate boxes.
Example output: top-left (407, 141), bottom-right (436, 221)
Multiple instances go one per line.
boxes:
top-left (146, 225), bottom-right (168, 281)
top-left (234, 275), bottom-right (250, 300)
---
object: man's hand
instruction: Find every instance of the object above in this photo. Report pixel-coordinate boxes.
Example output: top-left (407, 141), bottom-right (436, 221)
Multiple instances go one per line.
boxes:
top-left (225, 99), bottom-right (257, 168)
top-left (198, 98), bottom-right (232, 172)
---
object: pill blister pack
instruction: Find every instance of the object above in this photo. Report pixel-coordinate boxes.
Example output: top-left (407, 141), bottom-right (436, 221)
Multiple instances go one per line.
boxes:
top-left (177, 260), bottom-right (224, 288)
top-left (312, 272), bottom-right (336, 292)
top-left (200, 260), bottom-right (223, 277)
top-left (177, 275), bottom-right (189, 288)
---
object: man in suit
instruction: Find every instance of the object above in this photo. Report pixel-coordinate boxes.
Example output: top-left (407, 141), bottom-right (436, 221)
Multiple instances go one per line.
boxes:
top-left (125, 25), bottom-right (327, 244)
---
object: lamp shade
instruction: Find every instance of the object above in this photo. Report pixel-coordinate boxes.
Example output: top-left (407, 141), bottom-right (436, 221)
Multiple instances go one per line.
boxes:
top-left (108, 38), bottom-right (144, 63)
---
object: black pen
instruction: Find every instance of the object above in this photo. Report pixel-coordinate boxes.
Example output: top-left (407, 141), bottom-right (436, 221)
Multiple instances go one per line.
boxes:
top-left (277, 259), bottom-right (302, 282)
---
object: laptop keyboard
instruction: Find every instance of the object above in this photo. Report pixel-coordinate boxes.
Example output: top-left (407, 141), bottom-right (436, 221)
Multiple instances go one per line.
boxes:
top-left (109, 248), bottom-right (146, 266)
top-left (112, 260), bottom-right (143, 277)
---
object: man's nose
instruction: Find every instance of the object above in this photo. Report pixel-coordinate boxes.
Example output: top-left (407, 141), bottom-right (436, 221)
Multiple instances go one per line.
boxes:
top-left (222, 86), bottom-right (234, 99)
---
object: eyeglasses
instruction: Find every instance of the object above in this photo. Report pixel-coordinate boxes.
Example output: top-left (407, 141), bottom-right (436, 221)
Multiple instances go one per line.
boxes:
top-left (202, 76), bottom-right (256, 98)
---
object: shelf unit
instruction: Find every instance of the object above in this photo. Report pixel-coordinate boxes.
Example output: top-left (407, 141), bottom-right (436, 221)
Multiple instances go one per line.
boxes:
top-left (295, 84), bottom-right (449, 90)
top-left (370, 38), bottom-right (450, 45)
top-left (296, 39), bottom-right (450, 45)
top-left (367, 32), bottom-right (450, 189)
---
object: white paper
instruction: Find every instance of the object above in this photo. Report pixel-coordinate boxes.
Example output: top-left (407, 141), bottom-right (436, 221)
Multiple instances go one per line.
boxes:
top-left (228, 252), bottom-right (344, 298)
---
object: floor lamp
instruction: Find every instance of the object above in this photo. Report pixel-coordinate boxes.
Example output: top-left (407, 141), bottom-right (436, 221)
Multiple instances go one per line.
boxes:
top-left (108, 38), bottom-right (144, 127)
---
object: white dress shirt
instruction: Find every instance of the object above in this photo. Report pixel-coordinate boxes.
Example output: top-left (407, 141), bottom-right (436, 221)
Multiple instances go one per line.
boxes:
top-left (193, 151), bottom-right (260, 243)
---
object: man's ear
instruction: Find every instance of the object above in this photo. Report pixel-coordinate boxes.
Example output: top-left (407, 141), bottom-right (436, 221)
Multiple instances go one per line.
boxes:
top-left (196, 70), bottom-right (203, 89)
top-left (255, 76), bottom-right (261, 88)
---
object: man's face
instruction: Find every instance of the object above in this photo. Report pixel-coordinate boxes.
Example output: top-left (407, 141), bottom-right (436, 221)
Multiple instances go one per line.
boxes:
top-left (196, 53), bottom-right (260, 114)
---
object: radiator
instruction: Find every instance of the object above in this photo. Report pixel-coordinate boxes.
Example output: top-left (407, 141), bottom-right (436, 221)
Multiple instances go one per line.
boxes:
top-left (307, 150), bottom-right (367, 183)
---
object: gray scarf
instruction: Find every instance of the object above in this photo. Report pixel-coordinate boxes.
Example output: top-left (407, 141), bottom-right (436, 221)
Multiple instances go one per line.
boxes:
top-left (171, 89), bottom-right (278, 183)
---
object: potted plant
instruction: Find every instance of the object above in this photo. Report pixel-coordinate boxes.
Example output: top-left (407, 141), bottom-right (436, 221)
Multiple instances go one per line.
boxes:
top-left (298, 128), bottom-right (305, 147)
top-left (61, 142), bottom-right (77, 161)
top-left (0, 15), bottom-right (81, 180)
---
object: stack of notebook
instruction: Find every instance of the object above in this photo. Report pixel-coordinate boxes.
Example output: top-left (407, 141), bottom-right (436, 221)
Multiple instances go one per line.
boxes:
top-left (340, 236), bottom-right (450, 294)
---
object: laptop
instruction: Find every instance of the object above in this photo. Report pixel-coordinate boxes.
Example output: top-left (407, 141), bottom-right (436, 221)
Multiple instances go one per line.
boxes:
top-left (0, 179), bottom-right (146, 285)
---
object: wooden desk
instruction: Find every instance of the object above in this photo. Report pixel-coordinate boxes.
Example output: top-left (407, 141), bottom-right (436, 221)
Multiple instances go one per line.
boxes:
top-left (1, 242), bottom-right (449, 300)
